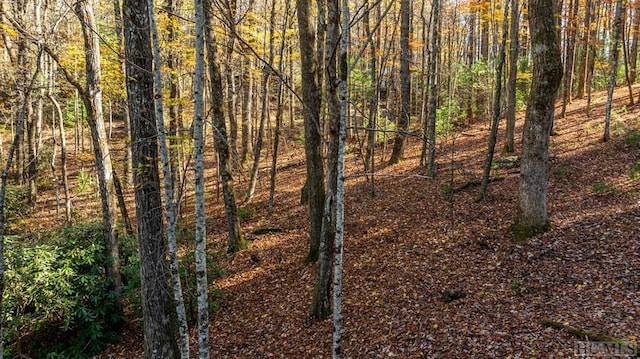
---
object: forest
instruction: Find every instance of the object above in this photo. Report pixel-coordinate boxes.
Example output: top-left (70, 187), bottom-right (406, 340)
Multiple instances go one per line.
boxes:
top-left (0, 0), bottom-right (638, 357)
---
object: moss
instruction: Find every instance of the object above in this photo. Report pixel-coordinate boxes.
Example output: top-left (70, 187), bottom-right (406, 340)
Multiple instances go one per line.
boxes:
top-left (510, 221), bottom-right (549, 243)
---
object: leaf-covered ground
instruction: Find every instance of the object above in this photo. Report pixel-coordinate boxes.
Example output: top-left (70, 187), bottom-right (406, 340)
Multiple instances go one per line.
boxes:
top-left (82, 87), bottom-right (638, 358)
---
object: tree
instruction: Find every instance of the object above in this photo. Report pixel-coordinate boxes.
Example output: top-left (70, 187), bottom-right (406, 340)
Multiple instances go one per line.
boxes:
top-left (310, 0), bottom-right (340, 321)
top-left (479, 0), bottom-right (510, 200)
top-left (604, 0), bottom-right (624, 142)
top-left (426, 0), bottom-right (440, 177)
top-left (513, 0), bottom-right (563, 240)
top-left (504, 0), bottom-right (519, 153)
top-left (205, 0), bottom-right (244, 254)
top-left (194, 0), bottom-right (210, 356)
top-left (148, 0), bottom-right (189, 355)
top-left (296, 0), bottom-right (325, 262)
top-left (122, 0), bottom-right (180, 356)
top-left (389, 0), bottom-right (411, 164)
top-left (72, 0), bottom-right (123, 309)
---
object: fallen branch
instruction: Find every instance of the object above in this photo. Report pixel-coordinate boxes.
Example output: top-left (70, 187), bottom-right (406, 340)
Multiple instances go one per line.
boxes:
top-left (542, 318), bottom-right (637, 351)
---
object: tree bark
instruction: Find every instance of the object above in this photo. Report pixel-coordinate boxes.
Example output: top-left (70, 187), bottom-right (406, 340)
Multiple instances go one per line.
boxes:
top-left (147, 0), bottom-right (190, 356)
top-left (604, 0), bottom-right (624, 142)
top-left (479, 0), bottom-right (510, 200)
top-left (310, 0), bottom-right (340, 321)
top-left (514, 0), bottom-right (563, 239)
top-left (426, 0), bottom-right (440, 177)
top-left (74, 0), bottom-right (123, 308)
top-left (296, 0), bottom-right (325, 262)
top-left (123, 0), bottom-right (180, 356)
top-left (560, 0), bottom-right (579, 118)
top-left (205, 0), bottom-right (244, 254)
top-left (389, 0), bottom-right (411, 164)
top-left (504, 0), bottom-right (519, 153)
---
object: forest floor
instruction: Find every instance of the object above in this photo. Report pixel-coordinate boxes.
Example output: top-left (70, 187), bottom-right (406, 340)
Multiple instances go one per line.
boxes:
top-left (31, 86), bottom-right (640, 358)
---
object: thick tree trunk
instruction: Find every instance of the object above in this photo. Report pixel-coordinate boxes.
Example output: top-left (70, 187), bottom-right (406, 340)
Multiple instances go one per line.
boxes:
top-left (514, 0), bottom-right (563, 240)
top-left (389, 0), bottom-right (411, 164)
top-left (123, 0), bottom-right (180, 357)
top-left (296, 0), bottom-right (325, 262)
top-left (205, 0), bottom-right (243, 254)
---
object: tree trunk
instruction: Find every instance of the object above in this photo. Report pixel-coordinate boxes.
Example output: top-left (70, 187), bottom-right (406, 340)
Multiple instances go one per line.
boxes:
top-left (514, 0), bottom-right (563, 240)
top-left (560, 0), bottom-right (578, 118)
top-left (48, 92), bottom-right (72, 226)
top-left (193, 0), bottom-right (210, 356)
top-left (426, 0), bottom-right (440, 177)
top-left (389, 0), bottom-right (411, 164)
top-left (604, 0), bottom-right (624, 142)
top-left (630, 5), bottom-right (640, 83)
top-left (296, 0), bottom-right (325, 263)
top-left (332, 1), bottom-right (349, 355)
top-left (504, 0), bottom-right (519, 153)
top-left (479, 0), bottom-right (510, 200)
top-left (241, 64), bottom-right (253, 164)
top-left (123, 0), bottom-right (180, 356)
top-left (268, 0), bottom-right (291, 214)
top-left (74, 0), bottom-right (123, 308)
top-left (147, 0), bottom-right (190, 356)
top-left (310, 0), bottom-right (340, 321)
top-left (205, 0), bottom-right (244, 254)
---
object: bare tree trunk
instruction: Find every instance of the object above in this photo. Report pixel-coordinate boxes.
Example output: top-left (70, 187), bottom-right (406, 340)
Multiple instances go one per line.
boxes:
top-left (310, 0), bottom-right (339, 321)
top-left (48, 92), bottom-right (72, 226)
top-left (296, 0), bottom-right (325, 263)
top-left (240, 64), bottom-right (253, 164)
top-left (268, 0), bottom-right (290, 214)
top-left (74, 0), bottom-right (122, 308)
top-left (147, 0), bottom-right (190, 356)
top-left (193, 0), bottom-right (210, 356)
top-left (332, 1), bottom-right (349, 355)
top-left (514, 0), bottom-right (563, 240)
top-left (504, 0), bottom-right (519, 153)
top-left (389, 0), bottom-right (411, 164)
top-left (364, 0), bottom-right (379, 196)
top-left (426, 0), bottom-right (440, 177)
top-left (630, 4), bottom-right (640, 83)
top-left (123, 0), bottom-right (180, 356)
top-left (604, 0), bottom-right (624, 142)
top-left (205, 0), bottom-right (243, 254)
top-left (479, 0), bottom-right (510, 200)
top-left (560, 0), bottom-right (579, 118)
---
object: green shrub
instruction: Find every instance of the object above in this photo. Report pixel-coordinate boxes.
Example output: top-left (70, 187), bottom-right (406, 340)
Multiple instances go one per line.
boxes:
top-left (630, 160), bottom-right (640, 180)
top-left (3, 185), bottom-right (31, 222)
top-left (624, 129), bottom-right (639, 147)
top-left (591, 181), bottom-right (616, 195)
top-left (3, 222), bottom-right (123, 358)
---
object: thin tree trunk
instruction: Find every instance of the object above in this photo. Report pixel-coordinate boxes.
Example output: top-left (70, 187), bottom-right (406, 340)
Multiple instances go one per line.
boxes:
top-left (296, 0), bottom-right (325, 263)
top-left (74, 0), bottom-right (122, 308)
top-left (389, 0), bottom-right (411, 164)
top-left (147, 0), bottom-right (190, 356)
top-left (205, 0), bottom-right (244, 254)
top-left (630, 4), bottom-right (640, 83)
top-left (504, 0), bottom-right (519, 153)
top-left (604, 0), bottom-right (624, 142)
top-left (426, 0), bottom-right (440, 177)
top-left (240, 64), bottom-right (253, 164)
top-left (193, 0), bottom-right (209, 356)
top-left (48, 93), bottom-right (72, 226)
top-left (268, 0), bottom-right (290, 215)
top-left (247, 0), bottom-right (278, 202)
top-left (310, 0), bottom-right (339, 321)
top-left (560, 0), bottom-right (578, 118)
top-left (479, 0), bottom-right (510, 200)
top-left (364, 0), bottom-right (379, 196)
top-left (332, 1), bottom-right (348, 355)
top-left (622, 9), bottom-right (635, 105)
